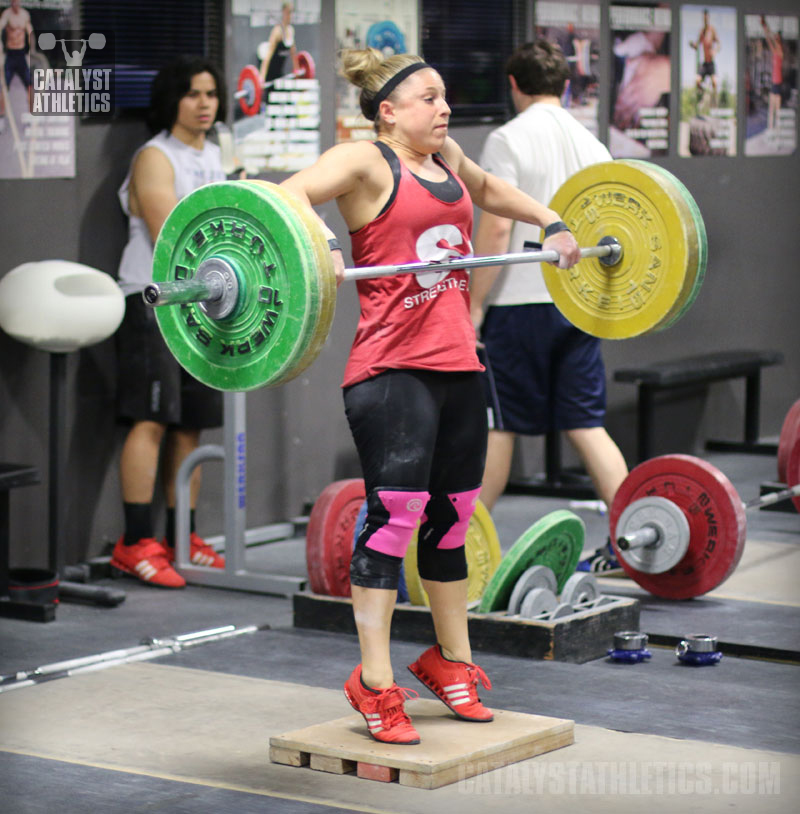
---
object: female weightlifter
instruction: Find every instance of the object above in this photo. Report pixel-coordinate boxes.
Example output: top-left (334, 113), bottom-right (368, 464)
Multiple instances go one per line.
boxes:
top-left (280, 48), bottom-right (580, 745)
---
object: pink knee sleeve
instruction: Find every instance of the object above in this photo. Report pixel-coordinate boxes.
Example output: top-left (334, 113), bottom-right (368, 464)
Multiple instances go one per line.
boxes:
top-left (364, 490), bottom-right (430, 558)
top-left (436, 487), bottom-right (481, 549)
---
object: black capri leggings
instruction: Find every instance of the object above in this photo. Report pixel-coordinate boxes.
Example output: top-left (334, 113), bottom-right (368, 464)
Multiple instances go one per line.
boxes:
top-left (343, 369), bottom-right (488, 588)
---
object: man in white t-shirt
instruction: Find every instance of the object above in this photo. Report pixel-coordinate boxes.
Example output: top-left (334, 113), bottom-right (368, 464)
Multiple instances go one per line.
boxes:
top-left (470, 40), bottom-right (628, 572)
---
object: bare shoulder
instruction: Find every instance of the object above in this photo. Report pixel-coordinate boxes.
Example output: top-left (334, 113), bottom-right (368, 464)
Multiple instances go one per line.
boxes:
top-left (323, 139), bottom-right (384, 177)
top-left (439, 136), bottom-right (466, 173)
top-left (132, 145), bottom-right (174, 186)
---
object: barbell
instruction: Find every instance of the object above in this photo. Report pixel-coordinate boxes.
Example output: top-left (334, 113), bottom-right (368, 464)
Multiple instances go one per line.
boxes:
top-left (235, 51), bottom-right (316, 117)
top-left (143, 160), bottom-right (707, 392)
top-left (608, 451), bottom-right (799, 600)
top-left (38, 32), bottom-right (106, 52)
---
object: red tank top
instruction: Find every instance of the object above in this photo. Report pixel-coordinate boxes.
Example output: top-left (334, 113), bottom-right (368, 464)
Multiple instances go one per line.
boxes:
top-left (772, 50), bottom-right (783, 85)
top-left (342, 142), bottom-right (483, 387)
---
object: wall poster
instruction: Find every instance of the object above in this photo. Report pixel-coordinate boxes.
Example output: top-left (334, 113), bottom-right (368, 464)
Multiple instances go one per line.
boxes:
top-left (335, 0), bottom-right (418, 143)
top-left (535, 1), bottom-right (601, 138)
top-left (678, 5), bottom-right (737, 157)
top-left (230, 0), bottom-right (321, 175)
top-left (0, 0), bottom-right (75, 179)
top-left (744, 13), bottom-right (797, 156)
top-left (609, 4), bottom-right (671, 159)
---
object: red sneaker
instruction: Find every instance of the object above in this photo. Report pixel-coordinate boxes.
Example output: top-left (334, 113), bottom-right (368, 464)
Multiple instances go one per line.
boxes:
top-left (164, 533), bottom-right (225, 568)
top-left (110, 537), bottom-right (186, 588)
top-left (408, 645), bottom-right (494, 722)
top-left (344, 665), bottom-right (421, 745)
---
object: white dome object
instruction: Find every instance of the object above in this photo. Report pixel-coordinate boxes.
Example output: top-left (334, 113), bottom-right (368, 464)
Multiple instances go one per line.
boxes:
top-left (0, 260), bottom-right (126, 352)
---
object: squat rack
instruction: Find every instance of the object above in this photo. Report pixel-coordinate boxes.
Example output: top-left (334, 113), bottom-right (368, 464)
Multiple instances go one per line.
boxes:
top-left (173, 391), bottom-right (307, 597)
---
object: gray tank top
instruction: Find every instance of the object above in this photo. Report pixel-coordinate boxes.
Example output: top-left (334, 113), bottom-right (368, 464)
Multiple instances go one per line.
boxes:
top-left (117, 130), bottom-right (224, 294)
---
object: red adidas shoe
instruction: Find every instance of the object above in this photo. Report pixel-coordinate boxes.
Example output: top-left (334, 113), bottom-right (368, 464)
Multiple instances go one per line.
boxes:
top-left (344, 665), bottom-right (421, 745)
top-left (408, 644), bottom-right (493, 722)
top-left (164, 533), bottom-right (225, 568)
top-left (110, 536), bottom-right (186, 588)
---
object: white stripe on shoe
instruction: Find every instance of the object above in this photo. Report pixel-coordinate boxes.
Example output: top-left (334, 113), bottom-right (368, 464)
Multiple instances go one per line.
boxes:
top-left (364, 712), bottom-right (384, 733)
top-left (135, 561), bottom-right (157, 580)
top-left (443, 683), bottom-right (472, 706)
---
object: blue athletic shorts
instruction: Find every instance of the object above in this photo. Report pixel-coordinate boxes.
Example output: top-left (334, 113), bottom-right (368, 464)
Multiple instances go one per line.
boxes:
top-left (480, 303), bottom-right (606, 435)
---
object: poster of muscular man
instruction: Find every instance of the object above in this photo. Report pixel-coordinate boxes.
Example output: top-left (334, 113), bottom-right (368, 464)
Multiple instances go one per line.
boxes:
top-left (534, 1), bottom-right (601, 138)
top-left (678, 5), bottom-right (737, 157)
top-left (744, 13), bottom-right (797, 157)
top-left (0, 0), bottom-right (74, 179)
top-left (335, 0), bottom-right (418, 143)
top-left (609, 4), bottom-right (672, 158)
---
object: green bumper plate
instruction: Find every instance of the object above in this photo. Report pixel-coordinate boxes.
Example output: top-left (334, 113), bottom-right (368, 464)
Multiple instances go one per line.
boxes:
top-left (152, 181), bottom-right (327, 391)
top-left (478, 510), bottom-right (585, 613)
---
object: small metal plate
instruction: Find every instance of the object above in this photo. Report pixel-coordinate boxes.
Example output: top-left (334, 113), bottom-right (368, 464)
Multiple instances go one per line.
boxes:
top-left (560, 572), bottom-right (600, 606)
top-left (507, 565), bottom-right (558, 615)
top-left (545, 161), bottom-right (695, 339)
top-left (478, 510), bottom-right (584, 613)
top-left (305, 479), bottom-right (366, 596)
top-left (609, 454), bottom-right (747, 599)
top-left (550, 602), bottom-right (575, 620)
top-left (404, 500), bottom-right (502, 606)
top-left (518, 587), bottom-right (558, 619)
top-left (777, 399), bottom-right (800, 484)
top-left (615, 495), bottom-right (692, 574)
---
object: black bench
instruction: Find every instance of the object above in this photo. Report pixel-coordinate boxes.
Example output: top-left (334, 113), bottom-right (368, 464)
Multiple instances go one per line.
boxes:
top-left (614, 350), bottom-right (784, 463)
top-left (0, 463), bottom-right (54, 622)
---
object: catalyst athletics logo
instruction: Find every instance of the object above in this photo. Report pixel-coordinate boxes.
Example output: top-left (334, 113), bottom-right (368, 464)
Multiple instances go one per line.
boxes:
top-left (31, 30), bottom-right (114, 117)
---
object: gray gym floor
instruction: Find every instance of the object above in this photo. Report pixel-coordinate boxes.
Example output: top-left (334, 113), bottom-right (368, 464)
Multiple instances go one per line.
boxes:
top-left (1, 451), bottom-right (798, 813)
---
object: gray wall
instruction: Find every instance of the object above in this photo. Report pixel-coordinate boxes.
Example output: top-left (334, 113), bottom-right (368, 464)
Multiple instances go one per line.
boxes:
top-left (1, 0), bottom-right (798, 571)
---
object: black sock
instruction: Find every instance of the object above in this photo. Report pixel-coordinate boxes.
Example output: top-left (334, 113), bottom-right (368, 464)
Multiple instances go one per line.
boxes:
top-left (164, 508), bottom-right (196, 548)
top-left (123, 503), bottom-right (153, 545)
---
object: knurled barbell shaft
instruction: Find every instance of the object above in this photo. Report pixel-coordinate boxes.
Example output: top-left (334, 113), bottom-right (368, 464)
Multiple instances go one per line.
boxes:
top-left (143, 240), bottom-right (622, 308)
top-left (341, 242), bottom-right (620, 281)
top-left (619, 483), bottom-right (800, 550)
top-left (743, 483), bottom-right (800, 510)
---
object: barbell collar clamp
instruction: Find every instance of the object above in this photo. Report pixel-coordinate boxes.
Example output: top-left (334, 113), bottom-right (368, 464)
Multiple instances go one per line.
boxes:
top-left (676, 634), bottom-right (719, 655)
top-left (613, 631), bottom-right (649, 651)
top-left (617, 524), bottom-right (660, 551)
top-left (144, 278), bottom-right (223, 308)
top-left (143, 257), bottom-right (240, 320)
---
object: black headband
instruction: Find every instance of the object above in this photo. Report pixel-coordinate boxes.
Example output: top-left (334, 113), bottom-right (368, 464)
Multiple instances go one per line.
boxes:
top-left (368, 62), bottom-right (431, 119)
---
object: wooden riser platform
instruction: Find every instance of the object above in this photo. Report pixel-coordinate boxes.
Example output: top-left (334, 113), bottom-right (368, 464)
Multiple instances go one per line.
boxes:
top-left (293, 592), bottom-right (640, 663)
top-left (270, 699), bottom-right (574, 790)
